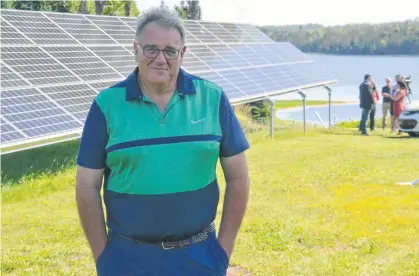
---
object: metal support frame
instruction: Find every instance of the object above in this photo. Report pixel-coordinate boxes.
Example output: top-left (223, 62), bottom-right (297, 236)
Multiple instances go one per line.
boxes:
top-left (265, 98), bottom-right (275, 139)
top-left (298, 90), bottom-right (307, 134)
top-left (325, 85), bottom-right (333, 129)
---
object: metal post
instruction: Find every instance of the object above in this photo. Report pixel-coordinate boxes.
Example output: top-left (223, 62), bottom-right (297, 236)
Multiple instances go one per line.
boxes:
top-left (298, 90), bottom-right (307, 134)
top-left (303, 97), bottom-right (306, 134)
top-left (266, 98), bottom-right (275, 139)
top-left (270, 102), bottom-right (274, 139)
top-left (325, 86), bottom-right (333, 129)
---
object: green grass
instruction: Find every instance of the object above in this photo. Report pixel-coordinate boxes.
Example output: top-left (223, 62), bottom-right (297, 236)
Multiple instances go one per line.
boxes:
top-left (2, 123), bottom-right (419, 275)
top-left (274, 100), bottom-right (347, 109)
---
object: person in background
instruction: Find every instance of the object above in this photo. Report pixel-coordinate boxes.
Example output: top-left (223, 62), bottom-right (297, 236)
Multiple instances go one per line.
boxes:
top-left (381, 77), bottom-right (392, 129)
top-left (370, 80), bottom-right (380, 131)
top-left (384, 80), bottom-right (408, 134)
top-left (359, 74), bottom-right (375, 135)
top-left (388, 74), bottom-right (402, 131)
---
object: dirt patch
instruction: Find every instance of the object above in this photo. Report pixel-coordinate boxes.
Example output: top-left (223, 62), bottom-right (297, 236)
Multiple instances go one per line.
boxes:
top-left (227, 265), bottom-right (252, 276)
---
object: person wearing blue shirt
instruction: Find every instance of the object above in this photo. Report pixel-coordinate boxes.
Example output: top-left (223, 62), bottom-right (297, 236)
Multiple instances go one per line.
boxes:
top-left (75, 7), bottom-right (250, 276)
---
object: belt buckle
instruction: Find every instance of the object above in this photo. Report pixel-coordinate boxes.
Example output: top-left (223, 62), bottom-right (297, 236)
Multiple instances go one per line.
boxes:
top-left (161, 241), bottom-right (175, 250)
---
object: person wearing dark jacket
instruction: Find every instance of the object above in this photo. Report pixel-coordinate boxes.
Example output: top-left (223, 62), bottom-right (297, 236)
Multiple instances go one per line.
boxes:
top-left (359, 74), bottom-right (375, 135)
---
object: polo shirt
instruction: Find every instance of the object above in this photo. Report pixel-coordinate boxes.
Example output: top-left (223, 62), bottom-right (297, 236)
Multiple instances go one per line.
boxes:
top-left (77, 67), bottom-right (250, 242)
top-left (382, 86), bottom-right (391, 103)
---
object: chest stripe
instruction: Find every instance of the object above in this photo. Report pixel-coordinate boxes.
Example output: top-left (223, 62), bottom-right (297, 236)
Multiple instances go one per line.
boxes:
top-left (106, 134), bottom-right (222, 153)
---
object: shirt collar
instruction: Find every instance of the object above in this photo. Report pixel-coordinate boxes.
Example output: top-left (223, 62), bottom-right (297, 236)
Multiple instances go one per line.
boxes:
top-left (125, 67), bottom-right (196, 101)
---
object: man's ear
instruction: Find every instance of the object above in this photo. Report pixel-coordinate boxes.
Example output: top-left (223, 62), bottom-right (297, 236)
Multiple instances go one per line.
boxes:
top-left (133, 42), bottom-right (139, 63)
top-left (133, 42), bottom-right (138, 54)
top-left (180, 46), bottom-right (187, 61)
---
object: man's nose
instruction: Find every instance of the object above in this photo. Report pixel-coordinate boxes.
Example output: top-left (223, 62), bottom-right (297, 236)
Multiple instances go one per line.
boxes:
top-left (154, 51), bottom-right (167, 63)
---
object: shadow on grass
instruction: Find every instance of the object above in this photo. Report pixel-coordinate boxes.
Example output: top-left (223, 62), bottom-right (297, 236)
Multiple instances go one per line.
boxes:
top-left (382, 136), bottom-right (417, 139)
top-left (1, 139), bottom-right (80, 185)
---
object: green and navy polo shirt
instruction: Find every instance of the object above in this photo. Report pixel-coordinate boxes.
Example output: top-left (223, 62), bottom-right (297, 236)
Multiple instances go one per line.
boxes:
top-left (77, 67), bottom-right (249, 242)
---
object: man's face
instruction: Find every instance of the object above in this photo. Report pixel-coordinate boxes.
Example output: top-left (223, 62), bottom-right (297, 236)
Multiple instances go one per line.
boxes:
top-left (386, 78), bottom-right (392, 86)
top-left (134, 22), bottom-right (186, 86)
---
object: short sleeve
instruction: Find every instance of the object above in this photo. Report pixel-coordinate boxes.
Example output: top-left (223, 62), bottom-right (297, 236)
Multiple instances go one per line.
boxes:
top-left (219, 91), bottom-right (250, 157)
top-left (77, 99), bottom-right (108, 169)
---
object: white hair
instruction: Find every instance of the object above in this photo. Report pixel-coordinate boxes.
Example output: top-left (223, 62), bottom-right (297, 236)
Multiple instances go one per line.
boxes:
top-left (135, 7), bottom-right (186, 46)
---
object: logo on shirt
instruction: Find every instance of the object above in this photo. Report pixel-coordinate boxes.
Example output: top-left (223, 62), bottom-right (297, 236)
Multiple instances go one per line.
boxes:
top-left (191, 118), bottom-right (206, 124)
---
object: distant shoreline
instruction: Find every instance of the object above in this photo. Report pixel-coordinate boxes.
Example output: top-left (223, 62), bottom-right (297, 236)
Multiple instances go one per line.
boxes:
top-left (307, 52), bottom-right (419, 58)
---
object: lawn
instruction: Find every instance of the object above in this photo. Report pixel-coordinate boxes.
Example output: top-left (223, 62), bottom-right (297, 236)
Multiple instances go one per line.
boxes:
top-left (2, 122), bottom-right (419, 275)
top-left (274, 100), bottom-right (347, 109)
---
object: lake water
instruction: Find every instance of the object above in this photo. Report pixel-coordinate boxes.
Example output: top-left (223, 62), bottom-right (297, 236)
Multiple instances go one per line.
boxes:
top-left (274, 54), bottom-right (419, 124)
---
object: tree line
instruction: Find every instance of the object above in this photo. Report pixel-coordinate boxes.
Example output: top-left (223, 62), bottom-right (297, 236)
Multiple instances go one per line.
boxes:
top-left (258, 19), bottom-right (419, 56)
top-left (1, 0), bottom-right (202, 19)
top-left (0, 0), bottom-right (139, 16)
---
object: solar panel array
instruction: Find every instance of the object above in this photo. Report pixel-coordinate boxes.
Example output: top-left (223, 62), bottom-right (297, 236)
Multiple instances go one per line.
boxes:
top-left (0, 9), bottom-right (336, 149)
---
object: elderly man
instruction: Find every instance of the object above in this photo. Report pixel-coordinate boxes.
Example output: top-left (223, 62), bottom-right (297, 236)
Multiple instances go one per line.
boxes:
top-left (76, 7), bottom-right (250, 276)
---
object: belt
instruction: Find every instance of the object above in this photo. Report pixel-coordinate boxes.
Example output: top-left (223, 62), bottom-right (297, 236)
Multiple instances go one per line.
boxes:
top-left (113, 222), bottom-right (216, 250)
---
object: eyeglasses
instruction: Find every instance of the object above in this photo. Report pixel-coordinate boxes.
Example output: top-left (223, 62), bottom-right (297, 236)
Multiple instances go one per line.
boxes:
top-left (138, 44), bottom-right (182, 60)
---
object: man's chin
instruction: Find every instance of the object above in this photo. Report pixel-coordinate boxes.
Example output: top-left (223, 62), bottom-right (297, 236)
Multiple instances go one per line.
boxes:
top-left (148, 71), bottom-right (168, 81)
top-left (150, 76), bottom-right (170, 85)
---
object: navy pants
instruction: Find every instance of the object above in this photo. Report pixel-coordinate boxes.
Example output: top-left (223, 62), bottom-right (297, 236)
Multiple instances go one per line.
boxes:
top-left (359, 108), bottom-right (371, 134)
top-left (95, 230), bottom-right (230, 276)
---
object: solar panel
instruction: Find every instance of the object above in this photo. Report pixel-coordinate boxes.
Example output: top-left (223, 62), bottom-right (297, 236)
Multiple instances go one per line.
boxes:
top-left (1, 9), bottom-right (77, 45)
top-left (39, 84), bottom-right (99, 121)
top-left (87, 46), bottom-right (136, 77)
top-left (0, 20), bottom-right (33, 44)
top-left (88, 80), bottom-right (120, 92)
top-left (197, 22), bottom-right (240, 43)
top-left (186, 45), bottom-right (232, 70)
top-left (229, 44), bottom-right (270, 66)
top-left (1, 46), bottom-right (82, 85)
top-left (0, 9), bottom-right (336, 151)
top-left (1, 87), bottom-right (82, 139)
top-left (184, 21), bottom-right (222, 43)
top-left (183, 48), bottom-right (212, 72)
top-left (208, 44), bottom-right (251, 67)
top-left (0, 62), bottom-right (31, 89)
top-left (43, 12), bottom-right (117, 45)
top-left (44, 46), bottom-right (124, 81)
top-left (237, 24), bottom-right (273, 42)
top-left (85, 15), bottom-right (135, 44)
top-left (218, 23), bottom-right (255, 43)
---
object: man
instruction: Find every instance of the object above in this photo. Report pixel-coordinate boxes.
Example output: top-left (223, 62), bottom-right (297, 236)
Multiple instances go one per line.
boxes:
top-left (76, 7), bottom-right (250, 276)
top-left (370, 80), bottom-right (380, 131)
top-left (359, 74), bottom-right (375, 135)
top-left (381, 77), bottom-right (392, 129)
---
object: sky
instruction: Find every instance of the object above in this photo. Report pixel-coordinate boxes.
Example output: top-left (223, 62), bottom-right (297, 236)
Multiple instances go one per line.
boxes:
top-left (135, 0), bottom-right (419, 26)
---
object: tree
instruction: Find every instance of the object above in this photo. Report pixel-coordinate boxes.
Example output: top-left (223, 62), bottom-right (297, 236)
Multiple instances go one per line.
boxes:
top-left (94, 0), bottom-right (107, 15)
top-left (187, 0), bottom-right (201, 20)
top-left (174, 0), bottom-right (201, 20)
top-left (44, 1), bottom-right (68, 12)
top-left (258, 18), bottom-right (419, 56)
top-left (124, 0), bottom-right (130, 16)
top-left (160, 0), bottom-right (168, 9)
top-left (101, 0), bottom-right (139, 16)
top-left (12, 0), bottom-right (41, 11)
top-left (81, 0), bottom-right (88, 14)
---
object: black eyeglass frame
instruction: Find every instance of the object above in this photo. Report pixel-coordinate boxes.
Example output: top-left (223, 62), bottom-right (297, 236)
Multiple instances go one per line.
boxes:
top-left (138, 44), bottom-right (184, 60)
